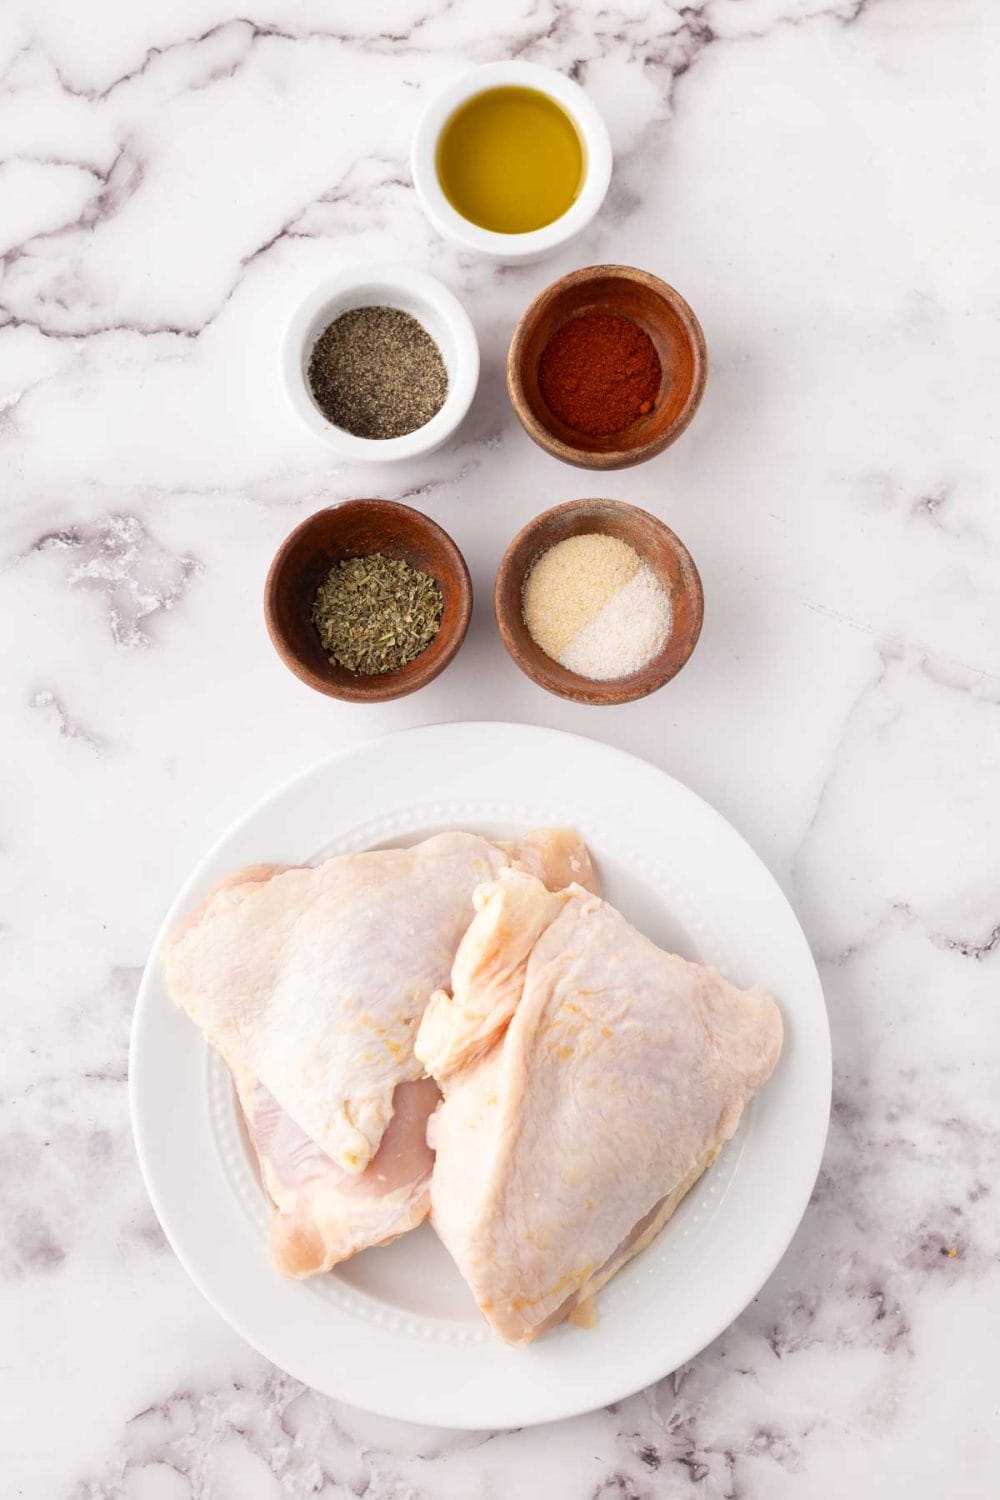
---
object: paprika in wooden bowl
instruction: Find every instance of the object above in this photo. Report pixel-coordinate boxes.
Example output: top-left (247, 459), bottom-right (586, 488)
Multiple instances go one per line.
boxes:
top-left (507, 264), bottom-right (707, 470)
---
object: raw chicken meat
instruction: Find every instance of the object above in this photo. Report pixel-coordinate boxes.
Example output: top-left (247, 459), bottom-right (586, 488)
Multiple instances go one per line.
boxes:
top-left (165, 830), bottom-right (596, 1276)
top-left (416, 870), bottom-right (782, 1344)
top-left (234, 1069), bottom-right (440, 1276)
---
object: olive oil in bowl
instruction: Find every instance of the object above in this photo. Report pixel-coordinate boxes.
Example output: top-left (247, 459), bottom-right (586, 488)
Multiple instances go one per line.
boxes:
top-left (436, 86), bottom-right (585, 235)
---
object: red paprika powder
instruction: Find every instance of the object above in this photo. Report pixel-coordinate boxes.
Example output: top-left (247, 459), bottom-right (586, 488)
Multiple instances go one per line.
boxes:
top-left (537, 312), bottom-right (661, 438)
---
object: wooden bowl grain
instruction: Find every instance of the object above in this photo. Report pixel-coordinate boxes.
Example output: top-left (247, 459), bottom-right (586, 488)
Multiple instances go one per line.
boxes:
top-left (507, 265), bottom-right (707, 470)
top-left (264, 499), bottom-right (472, 702)
top-left (495, 498), bottom-right (703, 705)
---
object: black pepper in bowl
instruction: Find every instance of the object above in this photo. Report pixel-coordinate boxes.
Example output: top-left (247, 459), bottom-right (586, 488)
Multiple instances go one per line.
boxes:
top-left (307, 306), bottom-right (448, 440)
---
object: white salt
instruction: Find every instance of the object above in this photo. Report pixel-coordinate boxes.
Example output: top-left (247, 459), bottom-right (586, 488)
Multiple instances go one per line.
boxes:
top-left (558, 564), bottom-right (672, 681)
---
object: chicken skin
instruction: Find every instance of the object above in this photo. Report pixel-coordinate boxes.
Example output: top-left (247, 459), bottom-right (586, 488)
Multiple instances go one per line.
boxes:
top-left (416, 871), bottom-right (782, 1344)
top-left (165, 831), bottom-right (596, 1276)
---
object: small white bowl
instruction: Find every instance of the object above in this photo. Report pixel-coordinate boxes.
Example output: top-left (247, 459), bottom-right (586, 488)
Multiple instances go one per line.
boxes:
top-left (411, 61), bottom-right (612, 264)
top-left (283, 264), bottom-right (480, 463)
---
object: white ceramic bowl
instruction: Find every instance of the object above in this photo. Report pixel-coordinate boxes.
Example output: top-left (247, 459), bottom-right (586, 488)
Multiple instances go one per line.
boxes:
top-left (283, 265), bottom-right (480, 463)
top-left (411, 61), bottom-right (613, 263)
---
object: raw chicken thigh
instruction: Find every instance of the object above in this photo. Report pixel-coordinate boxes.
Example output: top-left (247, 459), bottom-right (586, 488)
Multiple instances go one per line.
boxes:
top-left (165, 830), bottom-right (595, 1276)
top-left (233, 1070), bottom-right (440, 1276)
top-left (416, 871), bottom-right (782, 1344)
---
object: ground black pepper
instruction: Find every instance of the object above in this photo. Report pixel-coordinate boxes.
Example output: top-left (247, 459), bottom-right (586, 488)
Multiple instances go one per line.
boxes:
top-left (307, 306), bottom-right (448, 440)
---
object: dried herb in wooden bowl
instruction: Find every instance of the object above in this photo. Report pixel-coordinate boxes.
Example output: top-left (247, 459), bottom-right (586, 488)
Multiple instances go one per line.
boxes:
top-left (311, 554), bottom-right (444, 675)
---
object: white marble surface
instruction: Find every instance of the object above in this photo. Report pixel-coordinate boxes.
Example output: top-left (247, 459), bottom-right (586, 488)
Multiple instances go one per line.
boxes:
top-left (3, 0), bottom-right (998, 1493)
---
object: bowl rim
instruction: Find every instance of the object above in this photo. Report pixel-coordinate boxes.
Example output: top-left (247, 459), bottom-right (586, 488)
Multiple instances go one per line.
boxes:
top-left (282, 264), bottom-right (480, 463)
top-left (264, 498), bottom-right (473, 702)
top-left (494, 497), bottom-right (704, 705)
top-left (411, 61), bottom-right (612, 261)
top-left (506, 264), bottom-right (709, 470)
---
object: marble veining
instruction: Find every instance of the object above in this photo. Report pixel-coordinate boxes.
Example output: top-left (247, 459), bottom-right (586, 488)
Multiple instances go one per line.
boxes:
top-left (3, 0), bottom-right (998, 1494)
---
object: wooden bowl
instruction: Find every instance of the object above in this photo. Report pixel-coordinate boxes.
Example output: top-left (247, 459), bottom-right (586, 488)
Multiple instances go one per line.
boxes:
top-left (495, 498), bottom-right (703, 705)
top-left (507, 265), bottom-right (707, 470)
top-left (264, 499), bottom-right (472, 702)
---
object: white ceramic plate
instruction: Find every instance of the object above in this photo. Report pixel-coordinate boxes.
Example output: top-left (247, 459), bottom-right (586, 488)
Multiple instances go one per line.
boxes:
top-left (130, 722), bottom-right (830, 1429)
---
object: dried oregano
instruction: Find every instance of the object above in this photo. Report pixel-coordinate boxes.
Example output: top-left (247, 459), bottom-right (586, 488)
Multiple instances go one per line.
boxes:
top-left (311, 554), bottom-right (444, 675)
